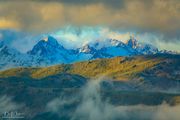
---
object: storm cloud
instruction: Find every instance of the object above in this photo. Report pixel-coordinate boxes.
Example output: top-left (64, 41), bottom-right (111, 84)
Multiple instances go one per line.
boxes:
top-left (0, 0), bottom-right (179, 41)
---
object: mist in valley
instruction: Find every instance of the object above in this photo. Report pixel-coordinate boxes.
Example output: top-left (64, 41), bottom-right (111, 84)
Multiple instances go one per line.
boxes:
top-left (46, 78), bottom-right (180, 120)
top-left (0, 77), bottom-right (180, 120)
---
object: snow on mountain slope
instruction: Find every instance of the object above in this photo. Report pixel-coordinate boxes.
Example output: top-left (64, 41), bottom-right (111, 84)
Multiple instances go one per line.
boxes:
top-left (126, 37), bottom-right (158, 55)
top-left (75, 44), bottom-right (95, 61)
top-left (99, 39), bottom-right (135, 57)
top-left (27, 36), bottom-right (75, 65)
top-left (0, 41), bottom-right (34, 70)
top-left (78, 44), bottom-right (96, 54)
top-left (0, 36), bottom-right (161, 70)
top-left (76, 39), bottom-right (135, 60)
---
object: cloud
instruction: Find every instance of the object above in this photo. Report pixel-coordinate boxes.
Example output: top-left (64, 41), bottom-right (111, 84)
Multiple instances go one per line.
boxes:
top-left (0, 0), bottom-right (179, 41)
top-left (136, 32), bottom-right (180, 52)
top-left (52, 27), bottom-right (180, 51)
top-left (71, 78), bottom-right (120, 120)
top-left (0, 95), bottom-right (22, 113)
top-left (33, 0), bottom-right (125, 8)
top-left (0, 19), bottom-right (20, 29)
top-left (0, 29), bottom-right (44, 53)
top-left (52, 27), bottom-right (133, 49)
top-left (46, 78), bottom-right (180, 120)
top-left (1, 27), bottom-right (179, 52)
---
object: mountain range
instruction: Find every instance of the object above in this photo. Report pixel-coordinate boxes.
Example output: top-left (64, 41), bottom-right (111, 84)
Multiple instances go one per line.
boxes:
top-left (0, 36), bottom-right (180, 119)
top-left (0, 35), bottom-right (172, 70)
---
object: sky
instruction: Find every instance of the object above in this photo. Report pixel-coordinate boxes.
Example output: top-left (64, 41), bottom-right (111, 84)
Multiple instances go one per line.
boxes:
top-left (0, 0), bottom-right (180, 52)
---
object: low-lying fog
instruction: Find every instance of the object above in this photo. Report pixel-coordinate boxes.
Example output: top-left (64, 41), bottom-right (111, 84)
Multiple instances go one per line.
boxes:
top-left (46, 79), bottom-right (180, 120)
top-left (0, 79), bottom-right (180, 120)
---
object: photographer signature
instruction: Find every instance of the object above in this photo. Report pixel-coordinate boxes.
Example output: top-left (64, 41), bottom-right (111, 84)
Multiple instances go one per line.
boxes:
top-left (1, 111), bottom-right (24, 119)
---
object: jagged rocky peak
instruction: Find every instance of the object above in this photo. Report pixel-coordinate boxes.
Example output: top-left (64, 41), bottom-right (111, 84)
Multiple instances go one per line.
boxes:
top-left (40, 36), bottom-right (60, 47)
top-left (127, 36), bottom-right (138, 48)
top-left (27, 36), bottom-right (61, 56)
top-left (79, 44), bottom-right (96, 53)
top-left (27, 35), bottom-right (73, 64)
top-left (109, 39), bottom-right (121, 46)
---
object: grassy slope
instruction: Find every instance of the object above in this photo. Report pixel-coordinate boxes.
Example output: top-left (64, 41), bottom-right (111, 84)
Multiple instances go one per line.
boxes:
top-left (0, 54), bottom-right (179, 81)
top-left (0, 55), bottom-right (165, 80)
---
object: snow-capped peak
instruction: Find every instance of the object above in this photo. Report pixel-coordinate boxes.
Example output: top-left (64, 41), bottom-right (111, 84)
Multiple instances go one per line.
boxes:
top-left (28, 36), bottom-right (64, 55)
top-left (79, 44), bottom-right (96, 54)
top-left (127, 36), bottom-right (138, 49)
top-left (0, 35), bottom-right (164, 70)
top-left (109, 39), bottom-right (121, 46)
top-left (43, 37), bottom-right (48, 42)
top-left (79, 44), bottom-right (91, 53)
top-left (41, 36), bottom-right (60, 47)
top-left (27, 36), bottom-right (73, 65)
